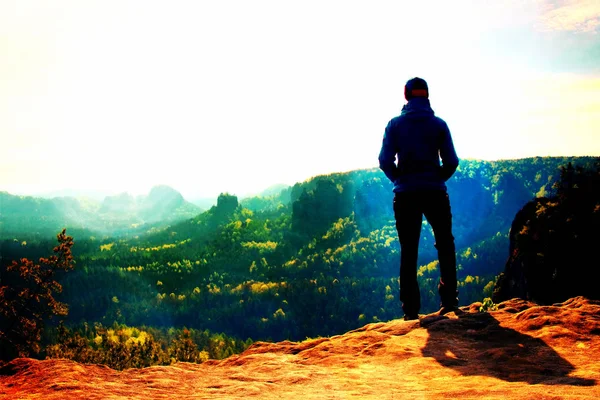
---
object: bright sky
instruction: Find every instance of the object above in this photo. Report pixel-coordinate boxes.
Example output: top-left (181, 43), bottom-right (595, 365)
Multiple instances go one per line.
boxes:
top-left (1, 0), bottom-right (599, 199)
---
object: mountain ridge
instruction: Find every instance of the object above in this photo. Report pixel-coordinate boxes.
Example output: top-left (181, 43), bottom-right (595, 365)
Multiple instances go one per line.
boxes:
top-left (0, 185), bottom-right (202, 239)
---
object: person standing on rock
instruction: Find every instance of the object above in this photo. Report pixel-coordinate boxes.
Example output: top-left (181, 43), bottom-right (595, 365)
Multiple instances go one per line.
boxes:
top-left (378, 77), bottom-right (459, 321)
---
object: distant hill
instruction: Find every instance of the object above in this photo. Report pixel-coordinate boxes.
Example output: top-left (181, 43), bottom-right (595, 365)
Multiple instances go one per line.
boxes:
top-left (254, 183), bottom-right (291, 198)
top-left (32, 188), bottom-right (112, 202)
top-left (0, 185), bottom-right (202, 239)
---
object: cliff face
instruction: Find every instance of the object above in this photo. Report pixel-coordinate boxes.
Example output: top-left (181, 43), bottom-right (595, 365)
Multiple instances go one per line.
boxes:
top-left (2, 297), bottom-right (599, 399)
top-left (494, 162), bottom-right (600, 305)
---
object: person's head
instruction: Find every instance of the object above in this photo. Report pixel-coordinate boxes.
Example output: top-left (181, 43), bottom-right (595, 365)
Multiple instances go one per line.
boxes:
top-left (404, 77), bottom-right (429, 101)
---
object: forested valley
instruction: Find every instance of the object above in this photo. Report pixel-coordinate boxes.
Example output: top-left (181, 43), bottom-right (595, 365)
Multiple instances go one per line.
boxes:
top-left (1, 156), bottom-right (597, 368)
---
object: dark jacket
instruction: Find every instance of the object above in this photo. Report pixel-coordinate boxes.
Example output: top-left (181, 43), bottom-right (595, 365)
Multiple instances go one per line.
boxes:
top-left (378, 98), bottom-right (458, 193)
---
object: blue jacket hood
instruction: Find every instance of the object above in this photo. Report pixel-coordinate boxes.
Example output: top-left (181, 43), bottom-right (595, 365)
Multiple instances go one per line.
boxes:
top-left (400, 98), bottom-right (435, 117)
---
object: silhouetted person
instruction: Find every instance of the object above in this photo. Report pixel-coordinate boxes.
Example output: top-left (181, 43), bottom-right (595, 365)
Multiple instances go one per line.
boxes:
top-left (378, 77), bottom-right (459, 320)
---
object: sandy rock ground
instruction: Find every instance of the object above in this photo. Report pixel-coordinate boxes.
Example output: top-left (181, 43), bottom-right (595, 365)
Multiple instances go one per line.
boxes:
top-left (1, 296), bottom-right (599, 399)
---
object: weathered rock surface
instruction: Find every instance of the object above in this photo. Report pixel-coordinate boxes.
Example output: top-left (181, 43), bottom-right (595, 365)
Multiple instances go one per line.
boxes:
top-left (1, 297), bottom-right (599, 399)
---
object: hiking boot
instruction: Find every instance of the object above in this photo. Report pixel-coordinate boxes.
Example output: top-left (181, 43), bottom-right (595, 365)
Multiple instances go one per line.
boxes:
top-left (439, 306), bottom-right (455, 315)
top-left (403, 313), bottom-right (419, 321)
top-left (437, 306), bottom-right (462, 316)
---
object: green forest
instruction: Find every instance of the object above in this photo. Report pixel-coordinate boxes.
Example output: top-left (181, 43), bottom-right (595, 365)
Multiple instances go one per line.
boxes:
top-left (0, 156), bottom-right (597, 368)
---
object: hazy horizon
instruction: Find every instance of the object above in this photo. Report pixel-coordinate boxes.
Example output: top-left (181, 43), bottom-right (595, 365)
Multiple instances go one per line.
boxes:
top-left (3, 155), bottom-right (597, 202)
top-left (2, 180), bottom-right (292, 201)
top-left (2, 1), bottom-right (599, 199)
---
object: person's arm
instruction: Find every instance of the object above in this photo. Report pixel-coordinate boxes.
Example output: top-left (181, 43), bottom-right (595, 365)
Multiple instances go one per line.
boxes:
top-left (378, 120), bottom-right (398, 182)
top-left (439, 121), bottom-right (459, 181)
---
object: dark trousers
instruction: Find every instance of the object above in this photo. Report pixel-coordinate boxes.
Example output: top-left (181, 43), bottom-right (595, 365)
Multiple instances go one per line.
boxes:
top-left (393, 190), bottom-right (457, 315)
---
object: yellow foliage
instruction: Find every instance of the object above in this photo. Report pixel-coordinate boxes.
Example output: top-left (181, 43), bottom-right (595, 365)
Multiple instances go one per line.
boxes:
top-left (427, 260), bottom-right (439, 272)
top-left (418, 260), bottom-right (439, 277)
top-left (483, 280), bottom-right (495, 296)
top-left (198, 351), bottom-right (210, 362)
top-left (230, 281), bottom-right (282, 294)
top-left (208, 285), bottom-right (221, 294)
top-left (333, 245), bottom-right (347, 256)
top-left (249, 261), bottom-right (257, 273)
top-left (129, 239), bottom-right (191, 253)
top-left (241, 241), bottom-right (278, 251)
top-left (322, 219), bottom-right (345, 240)
top-left (120, 331), bottom-right (138, 345)
top-left (230, 283), bottom-right (243, 293)
top-left (106, 329), bottom-right (119, 343)
top-left (536, 186), bottom-right (547, 198)
top-left (536, 204), bottom-right (547, 216)
top-left (99, 327), bottom-right (150, 347)
top-left (356, 237), bottom-right (371, 245)
top-left (100, 243), bottom-right (115, 252)
top-left (254, 283), bottom-right (269, 293)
